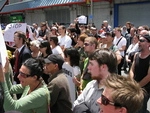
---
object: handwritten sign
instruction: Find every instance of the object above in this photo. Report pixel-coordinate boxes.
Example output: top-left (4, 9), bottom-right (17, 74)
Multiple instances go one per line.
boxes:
top-left (0, 25), bottom-right (7, 67)
top-left (4, 23), bottom-right (27, 42)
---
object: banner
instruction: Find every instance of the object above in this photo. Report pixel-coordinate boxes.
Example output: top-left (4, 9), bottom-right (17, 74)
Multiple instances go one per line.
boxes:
top-left (4, 23), bottom-right (27, 42)
top-left (62, 62), bottom-right (76, 104)
top-left (0, 25), bottom-right (7, 67)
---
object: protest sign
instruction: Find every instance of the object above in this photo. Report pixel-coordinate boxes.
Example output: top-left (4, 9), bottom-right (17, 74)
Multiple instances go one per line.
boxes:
top-left (0, 25), bottom-right (7, 67)
top-left (4, 23), bottom-right (27, 42)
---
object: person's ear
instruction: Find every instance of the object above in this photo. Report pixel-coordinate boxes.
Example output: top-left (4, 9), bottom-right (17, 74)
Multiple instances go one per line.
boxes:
top-left (118, 107), bottom-right (127, 113)
top-left (33, 75), bottom-right (38, 80)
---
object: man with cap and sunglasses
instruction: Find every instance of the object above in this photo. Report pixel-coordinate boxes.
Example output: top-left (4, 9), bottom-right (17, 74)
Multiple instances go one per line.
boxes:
top-left (97, 74), bottom-right (144, 113)
top-left (129, 34), bottom-right (150, 113)
top-left (44, 54), bottom-right (72, 113)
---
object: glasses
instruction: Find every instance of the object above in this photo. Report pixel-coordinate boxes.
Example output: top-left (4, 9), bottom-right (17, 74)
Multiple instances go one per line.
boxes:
top-left (101, 94), bottom-right (122, 107)
top-left (139, 39), bottom-right (147, 42)
top-left (84, 43), bottom-right (91, 46)
top-left (19, 71), bottom-right (30, 78)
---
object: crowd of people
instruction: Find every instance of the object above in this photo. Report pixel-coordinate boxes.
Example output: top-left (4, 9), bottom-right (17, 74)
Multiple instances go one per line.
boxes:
top-left (0, 19), bottom-right (150, 113)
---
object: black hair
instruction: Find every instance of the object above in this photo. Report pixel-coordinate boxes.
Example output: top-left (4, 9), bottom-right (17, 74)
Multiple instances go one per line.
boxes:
top-left (64, 47), bottom-right (80, 67)
top-left (40, 40), bottom-right (52, 55)
top-left (23, 58), bottom-right (44, 80)
top-left (50, 37), bottom-right (58, 45)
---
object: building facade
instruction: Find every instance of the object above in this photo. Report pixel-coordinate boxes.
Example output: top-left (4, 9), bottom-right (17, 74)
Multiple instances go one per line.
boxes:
top-left (0, 0), bottom-right (150, 29)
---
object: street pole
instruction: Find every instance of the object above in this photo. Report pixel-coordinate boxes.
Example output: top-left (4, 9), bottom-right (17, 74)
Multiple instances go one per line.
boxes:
top-left (90, 0), bottom-right (93, 24)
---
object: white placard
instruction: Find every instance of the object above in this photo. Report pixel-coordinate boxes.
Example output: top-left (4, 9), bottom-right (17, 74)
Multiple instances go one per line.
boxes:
top-left (27, 25), bottom-right (34, 40)
top-left (0, 25), bottom-right (7, 67)
top-left (62, 62), bottom-right (76, 105)
top-left (4, 23), bottom-right (27, 42)
top-left (78, 15), bottom-right (88, 24)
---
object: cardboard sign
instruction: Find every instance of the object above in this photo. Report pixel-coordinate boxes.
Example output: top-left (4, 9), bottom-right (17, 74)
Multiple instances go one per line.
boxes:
top-left (4, 23), bottom-right (27, 42)
top-left (78, 15), bottom-right (88, 25)
top-left (0, 25), bottom-right (7, 67)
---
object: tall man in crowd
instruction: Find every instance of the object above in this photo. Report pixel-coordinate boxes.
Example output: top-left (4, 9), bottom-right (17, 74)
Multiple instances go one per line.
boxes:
top-left (80, 36), bottom-right (98, 90)
top-left (113, 27), bottom-right (127, 75)
top-left (129, 34), bottom-right (150, 113)
top-left (73, 48), bottom-right (117, 113)
top-left (13, 31), bottom-right (31, 84)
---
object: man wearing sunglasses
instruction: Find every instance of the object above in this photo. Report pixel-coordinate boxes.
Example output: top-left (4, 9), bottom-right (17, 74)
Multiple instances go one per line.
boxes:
top-left (97, 74), bottom-right (144, 113)
top-left (73, 48), bottom-right (117, 113)
top-left (129, 34), bottom-right (150, 113)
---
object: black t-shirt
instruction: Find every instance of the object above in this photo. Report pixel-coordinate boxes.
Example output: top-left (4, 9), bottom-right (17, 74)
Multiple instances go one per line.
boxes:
top-left (134, 53), bottom-right (150, 93)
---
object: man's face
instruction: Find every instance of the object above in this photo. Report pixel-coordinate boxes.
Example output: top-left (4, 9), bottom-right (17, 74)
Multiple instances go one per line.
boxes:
top-left (44, 62), bottom-right (56, 74)
top-left (87, 60), bottom-right (103, 80)
top-left (84, 40), bottom-right (93, 53)
top-left (14, 33), bottom-right (22, 47)
top-left (138, 37), bottom-right (150, 51)
top-left (97, 88), bottom-right (124, 113)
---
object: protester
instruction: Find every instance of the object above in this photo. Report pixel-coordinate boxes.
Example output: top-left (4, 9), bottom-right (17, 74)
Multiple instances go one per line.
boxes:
top-left (64, 47), bottom-right (81, 95)
top-left (44, 54), bottom-right (72, 113)
top-left (129, 34), bottom-right (150, 113)
top-left (29, 40), bottom-right (41, 58)
top-left (39, 40), bottom-right (52, 84)
top-left (57, 25), bottom-right (72, 51)
top-left (97, 74), bottom-right (144, 113)
top-left (80, 36), bottom-right (98, 91)
top-left (49, 36), bottom-right (64, 58)
top-left (113, 27), bottom-right (127, 75)
top-left (73, 48), bottom-right (117, 113)
top-left (13, 31), bottom-right (31, 85)
top-left (0, 58), bottom-right (50, 113)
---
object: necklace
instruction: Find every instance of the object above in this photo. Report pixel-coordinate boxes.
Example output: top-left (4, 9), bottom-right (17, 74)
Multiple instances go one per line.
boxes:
top-left (29, 81), bottom-right (41, 94)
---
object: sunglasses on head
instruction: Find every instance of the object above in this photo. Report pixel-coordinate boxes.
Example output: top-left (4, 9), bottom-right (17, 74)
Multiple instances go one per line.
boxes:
top-left (19, 71), bottom-right (30, 78)
top-left (101, 94), bottom-right (122, 107)
top-left (139, 39), bottom-right (147, 42)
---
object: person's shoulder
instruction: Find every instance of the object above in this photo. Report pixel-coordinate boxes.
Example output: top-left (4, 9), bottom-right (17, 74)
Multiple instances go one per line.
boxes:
top-left (86, 80), bottom-right (97, 87)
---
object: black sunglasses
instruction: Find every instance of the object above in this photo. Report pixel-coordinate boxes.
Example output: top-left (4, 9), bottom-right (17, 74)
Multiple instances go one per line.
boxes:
top-left (101, 94), bottom-right (122, 107)
top-left (19, 71), bottom-right (30, 78)
top-left (139, 39), bottom-right (147, 42)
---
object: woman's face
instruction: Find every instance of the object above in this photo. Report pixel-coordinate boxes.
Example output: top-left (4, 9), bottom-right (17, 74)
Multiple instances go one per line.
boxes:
top-left (17, 65), bottom-right (35, 87)
top-left (77, 38), bottom-right (84, 47)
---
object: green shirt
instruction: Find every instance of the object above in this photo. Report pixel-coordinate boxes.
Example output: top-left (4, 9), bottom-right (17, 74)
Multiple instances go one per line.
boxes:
top-left (2, 72), bottom-right (50, 113)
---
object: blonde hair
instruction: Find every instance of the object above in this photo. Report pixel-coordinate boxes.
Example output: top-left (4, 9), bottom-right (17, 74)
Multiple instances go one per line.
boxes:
top-left (104, 74), bottom-right (144, 113)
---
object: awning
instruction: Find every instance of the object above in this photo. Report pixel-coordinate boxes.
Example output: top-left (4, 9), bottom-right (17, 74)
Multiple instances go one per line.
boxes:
top-left (0, 0), bottom-right (85, 14)
top-left (0, 0), bottom-right (8, 12)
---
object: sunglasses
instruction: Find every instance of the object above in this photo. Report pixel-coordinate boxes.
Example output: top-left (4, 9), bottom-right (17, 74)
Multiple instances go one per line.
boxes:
top-left (139, 39), bottom-right (147, 42)
top-left (101, 94), bottom-right (122, 107)
top-left (84, 43), bottom-right (91, 46)
top-left (19, 71), bottom-right (30, 78)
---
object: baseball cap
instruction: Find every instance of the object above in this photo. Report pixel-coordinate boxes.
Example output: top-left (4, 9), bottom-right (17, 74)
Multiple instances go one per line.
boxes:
top-left (143, 34), bottom-right (150, 42)
top-left (44, 54), bottom-right (64, 69)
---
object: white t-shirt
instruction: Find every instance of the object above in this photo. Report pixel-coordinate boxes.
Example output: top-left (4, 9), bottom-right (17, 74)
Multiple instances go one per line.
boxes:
top-left (113, 36), bottom-right (127, 56)
top-left (73, 66), bottom-right (81, 78)
top-left (58, 35), bottom-right (72, 48)
top-left (52, 45), bottom-right (64, 58)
